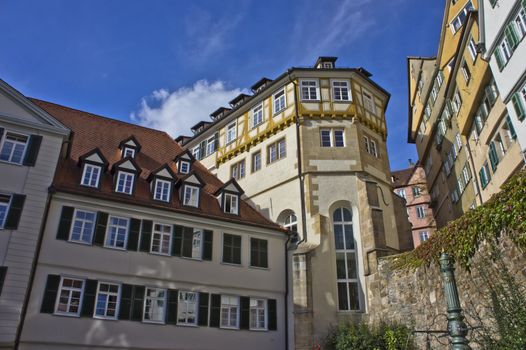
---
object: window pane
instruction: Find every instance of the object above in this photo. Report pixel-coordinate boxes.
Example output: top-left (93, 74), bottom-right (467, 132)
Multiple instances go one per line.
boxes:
top-left (336, 253), bottom-right (347, 279)
top-left (348, 282), bottom-right (360, 310)
top-left (346, 252), bottom-right (357, 279)
top-left (344, 224), bottom-right (354, 250)
top-left (342, 208), bottom-right (352, 221)
top-left (334, 225), bottom-right (344, 250)
top-left (337, 282), bottom-right (349, 310)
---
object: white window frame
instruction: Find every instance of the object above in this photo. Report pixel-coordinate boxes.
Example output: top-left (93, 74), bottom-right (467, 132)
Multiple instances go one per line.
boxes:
top-left (468, 36), bottom-right (478, 61)
top-left (268, 138), bottom-right (286, 163)
top-left (183, 185), bottom-right (200, 207)
top-left (369, 140), bottom-right (378, 157)
top-left (397, 189), bottom-right (406, 199)
top-left (416, 205), bottom-right (426, 219)
top-left (0, 194), bottom-right (11, 229)
top-left (499, 38), bottom-right (512, 62)
top-left (69, 209), bottom-right (97, 244)
top-left (115, 171), bottom-right (134, 195)
top-left (206, 135), bottom-right (216, 156)
top-left (331, 80), bottom-right (351, 102)
top-left (226, 122), bottom-right (237, 144)
top-left (320, 129), bottom-right (332, 147)
top-left (93, 282), bottom-right (120, 320)
top-left (104, 215), bottom-right (129, 249)
top-left (154, 178), bottom-right (171, 202)
top-left (300, 80), bottom-right (320, 101)
top-left (516, 9), bottom-right (526, 38)
top-left (179, 161), bottom-right (190, 174)
top-left (420, 231), bottom-right (429, 242)
top-left (0, 131), bottom-right (28, 165)
top-left (143, 287), bottom-right (166, 323)
top-left (122, 147), bottom-right (135, 158)
top-left (220, 295), bottom-right (240, 329)
top-left (151, 223), bottom-right (172, 255)
top-left (224, 193), bottom-right (239, 215)
top-left (251, 151), bottom-right (262, 173)
top-left (81, 164), bottom-right (101, 187)
top-left (249, 298), bottom-right (267, 330)
top-left (461, 60), bottom-right (471, 83)
top-left (54, 276), bottom-right (85, 317)
top-left (251, 104), bottom-right (264, 129)
top-left (231, 159), bottom-right (245, 180)
top-left (192, 146), bottom-right (201, 160)
top-left (273, 89), bottom-right (286, 114)
top-left (450, 1), bottom-right (473, 34)
top-left (362, 90), bottom-right (377, 114)
top-left (177, 291), bottom-right (199, 326)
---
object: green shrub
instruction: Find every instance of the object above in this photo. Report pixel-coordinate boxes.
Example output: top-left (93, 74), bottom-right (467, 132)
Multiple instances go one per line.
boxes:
top-left (325, 322), bottom-right (415, 350)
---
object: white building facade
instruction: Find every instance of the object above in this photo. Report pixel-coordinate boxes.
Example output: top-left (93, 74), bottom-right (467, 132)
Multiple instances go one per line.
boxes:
top-left (480, 0), bottom-right (526, 157)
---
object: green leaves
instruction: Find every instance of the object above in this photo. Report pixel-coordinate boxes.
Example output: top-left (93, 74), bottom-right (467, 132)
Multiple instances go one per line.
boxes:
top-left (390, 170), bottom-right (526, 271)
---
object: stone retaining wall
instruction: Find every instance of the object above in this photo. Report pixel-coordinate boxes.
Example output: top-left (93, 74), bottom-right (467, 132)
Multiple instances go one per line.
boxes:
top-left (366, 236), bottom-right (526, 348)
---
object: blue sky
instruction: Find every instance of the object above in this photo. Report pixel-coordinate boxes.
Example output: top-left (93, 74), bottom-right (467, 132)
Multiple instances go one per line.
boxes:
top-left (0, 0), bottom-right (444, 171)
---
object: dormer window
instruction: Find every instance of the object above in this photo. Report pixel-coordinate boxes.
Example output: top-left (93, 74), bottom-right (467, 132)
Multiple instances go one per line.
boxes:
top-left (224, 193), bottom-right (239, 215)
top-left (180, 161), bottom-right (190, 174)
top-left (81, 164), bottom-right (101, 187)
top-left (183, 185), bottom-right (200, 207)
top-left (115, 171), bottom-right (134, 195)
top-left (123, 147), bottom-right (135, 158)
top-left (154, 179), bottom-right (171, 202)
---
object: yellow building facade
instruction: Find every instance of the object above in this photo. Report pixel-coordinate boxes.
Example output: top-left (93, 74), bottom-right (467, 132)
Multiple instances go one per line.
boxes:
top-left (179, 57), bottom-right (412, 349)
top-left (407, 0), bottom-right (523, 227)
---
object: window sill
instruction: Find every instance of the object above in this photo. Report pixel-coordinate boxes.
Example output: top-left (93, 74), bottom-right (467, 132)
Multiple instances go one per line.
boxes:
top-left (0, 159), bottom-right (24, 166)
top-left (249, 328), bottom-right (268, 332)
top-left (220, 326), bottom-right (240, 330)
top-left (80, 183), bottom-right (100, 189)
top-left (93, 315), bottom-right (118, 321)
top-left (333, 100), bottom-right (352, 103)
top-left (249, 265), bottom-right (269, 270)
top-left (300, 99), bottom-right (320, 103)
top-left (53, 312), bottom-right (81, 317)
top-left (177, 322), bottom-right (198, 327)
top-left (150, 251), bottom-right (172, 257)
top-left (104, 245), bottom-right (127, 251)
top-left (68, 239), bottom-right (93, 246)
top-left (273, 108), bottom-right (286, 115)
top-left (221, 261), bottom-right (243, 268)
top-left (142, 319), bottom-right (166, 325)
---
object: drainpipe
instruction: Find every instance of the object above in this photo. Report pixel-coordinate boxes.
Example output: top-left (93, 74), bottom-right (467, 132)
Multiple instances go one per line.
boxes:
top-left (477, 0), bottom-right (487, 59)
top-left (466, 139), bottom-right (484, 205)
top-left (287, 69), bottom-right (308, 245)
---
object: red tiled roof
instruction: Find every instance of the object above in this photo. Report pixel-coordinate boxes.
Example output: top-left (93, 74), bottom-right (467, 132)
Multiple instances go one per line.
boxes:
top-left (30, 98), bottom-right (283, 232)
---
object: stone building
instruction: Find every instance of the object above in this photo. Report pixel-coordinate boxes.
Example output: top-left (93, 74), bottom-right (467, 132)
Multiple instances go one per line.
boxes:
top-left (177, 57), bottom-right (413, 349)
top-left (391, 165), bottom-right (437, 247)
top-left (407, 0), bottom-right (524, 227)
top-left (0, 80), bottom-right (69, 349)
top-left (16, 100), bottom-right (288, 350)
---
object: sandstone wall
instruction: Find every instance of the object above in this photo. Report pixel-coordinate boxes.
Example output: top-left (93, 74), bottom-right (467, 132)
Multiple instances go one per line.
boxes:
top-left (366, 236), bottom-right (526, 349)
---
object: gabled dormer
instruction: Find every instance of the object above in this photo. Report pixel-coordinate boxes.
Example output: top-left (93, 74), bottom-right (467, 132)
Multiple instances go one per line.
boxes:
top-left (176, 171), bottom-right (205, 208)
top-left (118, 135), bottom-right (141, 159)
top-left (314, 56), bottom-right (337, 69)
top-left (147, 164), bottom-right (176, 203)
top-left (174, 150), bottom-right (195, 175)
top-left (250, 77), bottom-right (273, 94)
top-left (213, 178), bottom-right (244, 215)
top-left (111, 157), bottom-right (141, 195)
top-left (229, 93), bottom-right (251, 108)
top-left (78, 148), bottom-right (109, 188)
top-left (210, 107), bottom-right (232, 121)
top-left (190, 121), bottom-right (212, 135)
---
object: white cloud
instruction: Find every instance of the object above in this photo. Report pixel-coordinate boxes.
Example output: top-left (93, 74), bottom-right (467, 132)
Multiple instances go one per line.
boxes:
top-left (131, 80), bottom-right (244, 137)
top-left (289, 0), bottom-right (375, 60)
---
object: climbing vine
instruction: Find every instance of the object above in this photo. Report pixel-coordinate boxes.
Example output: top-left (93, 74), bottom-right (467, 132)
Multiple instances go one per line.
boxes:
top-left (391, 170), bottom-right (526, 271)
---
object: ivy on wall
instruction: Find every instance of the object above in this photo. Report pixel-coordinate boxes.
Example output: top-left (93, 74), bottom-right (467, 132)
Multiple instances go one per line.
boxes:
top-left (391, 170), bottom-right (526, 270)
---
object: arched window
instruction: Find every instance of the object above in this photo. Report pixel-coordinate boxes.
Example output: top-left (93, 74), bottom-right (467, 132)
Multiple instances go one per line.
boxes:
top-left (333, 207), bottom-right (359, 311)
top-left (284, 213), bottom-right (298, 233)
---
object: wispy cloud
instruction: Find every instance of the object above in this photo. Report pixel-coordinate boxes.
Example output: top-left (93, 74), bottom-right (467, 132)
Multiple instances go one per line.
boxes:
top-left (182, 4), bottom-right (248, 63)
top-left (289, 0), bottom-right (375, 61)
top-left (131, 80), bottom-right (244, 137)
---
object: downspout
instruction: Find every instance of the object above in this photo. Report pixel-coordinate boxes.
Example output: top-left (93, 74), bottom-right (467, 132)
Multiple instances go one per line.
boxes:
top-left (466, 140), bottom-right (484, 205)
top-left (477, 0), bottom-right (487, 59)
top-left (284, 232), bottom-right (292, 350)
top-left (287, 69), bottom-right (308, 244)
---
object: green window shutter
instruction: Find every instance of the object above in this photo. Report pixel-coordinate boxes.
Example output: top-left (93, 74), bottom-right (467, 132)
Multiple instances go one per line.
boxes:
top-left (40, 274), bottom-right (61, 313)
top-left (489, 143), bottom-right (499, 171)
top-left (202, 230), bottom-right (213, 261)
top-left (494, 49), bottom-right (504, 70)
top-left (198, 292), bottom-right (209, 326)
top-left (139, 220), bottom-right (153, 252)
top-left (131, 285), bottom-right (145, 321)
top-left (268, 299), bottom-right (277, 331)
top-left (118, 284), bottom-right (134, 320)
top-left (22, 135), bottom-right (43, 166)
top-left (165, 289), bottom-right (179, 324)
top-left (239, 296), bottom-right (250, 330)
top-left (0, 128), bottom-right (4, 140)
top-left (512, 93), bottom-right (526, 121)
top-left (523, 0), bottom-right (526, 9)
top-left (479, 168), bottom-right (487, 189)
top-left (171, 225), bottom-right (183, 257)
top-left (80, 279), bottom-right (98, 317)
top-left (92, 212), bottom-right (108, 246)
top-left (126, 219), bottom-right (141, 251)
top-left (56, 206), bottom-right (74, 240)
top-left (506, 116), bottom-right (517, 139)
top-left (505, 24), bottom-right (519, 49)
top-left (209, 294), bottom-right (221, 327)
top-left (4, 194), bottom-right (26, 230)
